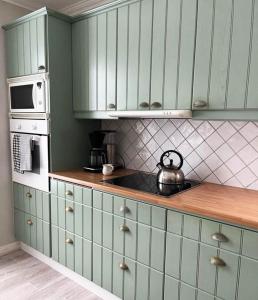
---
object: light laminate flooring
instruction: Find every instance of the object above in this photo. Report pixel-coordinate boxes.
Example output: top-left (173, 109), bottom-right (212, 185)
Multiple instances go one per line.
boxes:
top-left (0, 250), bottom-right (103, 300)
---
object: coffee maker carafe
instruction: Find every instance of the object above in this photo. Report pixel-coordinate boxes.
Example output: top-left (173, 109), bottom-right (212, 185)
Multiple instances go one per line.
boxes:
top-left (84, 131), bottom-right (107, 172)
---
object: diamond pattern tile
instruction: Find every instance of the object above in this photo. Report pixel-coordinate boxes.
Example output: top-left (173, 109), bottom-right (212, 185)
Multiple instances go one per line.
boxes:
top-left (102, 119), bottom-right (258, 190)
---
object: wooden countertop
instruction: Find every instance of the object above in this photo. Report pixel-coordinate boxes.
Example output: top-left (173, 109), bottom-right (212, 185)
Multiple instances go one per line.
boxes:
top-left (49, 169), bottom-right (258, 230)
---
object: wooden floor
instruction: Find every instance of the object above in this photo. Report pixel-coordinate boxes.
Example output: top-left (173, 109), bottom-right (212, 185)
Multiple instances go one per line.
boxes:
top-left (0, 250), bottom-right (103, 300)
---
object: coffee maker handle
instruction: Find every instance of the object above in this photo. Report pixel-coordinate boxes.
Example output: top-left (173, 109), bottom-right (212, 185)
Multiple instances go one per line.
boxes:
top-left (101, 152), bottom-right (108, 164)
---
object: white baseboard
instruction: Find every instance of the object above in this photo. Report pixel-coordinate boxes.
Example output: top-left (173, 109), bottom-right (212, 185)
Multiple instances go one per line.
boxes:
top-left (0, 241), bottom-right (20, 257)
top-left (21, 243), bottom-right (121, 300)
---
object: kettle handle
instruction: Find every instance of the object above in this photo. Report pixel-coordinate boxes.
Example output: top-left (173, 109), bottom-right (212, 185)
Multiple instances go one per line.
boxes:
top-left (159, 150), bottom-right (183, 170)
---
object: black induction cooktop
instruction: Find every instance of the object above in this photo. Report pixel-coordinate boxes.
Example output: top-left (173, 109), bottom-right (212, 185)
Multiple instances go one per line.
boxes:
top-left (102, 172), bottom-right (200, 197)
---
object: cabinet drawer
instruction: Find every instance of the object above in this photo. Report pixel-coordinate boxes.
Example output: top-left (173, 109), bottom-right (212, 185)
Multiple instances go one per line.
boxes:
top-left (167, 210), bottom-right (242, 253)
top-left (51, 195), bottom-right (92, 239)
top-left (52, 226), bottom-right (92, 278)
top-left (51, 179), bottom-right (92, 205)
top-left (15, 209), bottom-right (50, 256)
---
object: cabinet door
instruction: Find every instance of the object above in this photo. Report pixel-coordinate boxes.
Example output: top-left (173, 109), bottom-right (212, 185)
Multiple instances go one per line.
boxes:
top-left (238, 256), bottom-right (258, 300)
top-left (52, 225), bottom-right (59, 261)
top-left (112, 253), bottom-right (124, 298)
top-left (83, 239), bottom-right (92, 280)
top-left (65, 200), bottom-right (74, 233)
top-left (102, 248), bottom-right (113, 292)
top-left (92, 243), bottom-right (102, 286)
top-left (5, 16), bottom-right (47, 78)
top-left (193, 0), bottom-right (256, 111)
top-left (66, 232), bottom-right (75, 271)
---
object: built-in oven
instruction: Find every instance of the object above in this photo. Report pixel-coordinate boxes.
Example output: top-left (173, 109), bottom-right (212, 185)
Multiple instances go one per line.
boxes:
top-left (8, 73), bottom-right (49, 114)
top-left (10, 119), bottom-right (49, 192)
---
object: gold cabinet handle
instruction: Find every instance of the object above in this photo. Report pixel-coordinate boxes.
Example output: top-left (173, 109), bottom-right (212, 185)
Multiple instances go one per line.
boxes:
top-left (66, 190), bottom-right (73, 196)
top-left (27, 219), bottom-right (33, 225)
top-left (211, 232), bottom-right (228, 243)
top-left (193, 100), bottom-right (208, 108)
top-left (151, 102), bottom-right (162, 109)
top-left (119, 262), bottom-right (128, 271)
top-left (120, 206), bottom-right (129, 213)
top-left (65, 238), bottom-right (73, 244)
top-left (210, 256), bottom-right (226, 267)
top-left (139, 102), bottom-right (149, 108)
top-left (38, 65), bottom-right (46, 71)
top-left (120, 224), bottom-right (130, 232)
top-left (108, 103), bottom-right (116, 109)
top-left (26, 192), bottom-right (32, 198)
top-left (65, 206), bottom-right (74, 213)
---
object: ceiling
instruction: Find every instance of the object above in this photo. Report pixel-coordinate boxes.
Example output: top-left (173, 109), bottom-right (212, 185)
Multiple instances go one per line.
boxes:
top-left (2, 0), bottom-right (114, 16)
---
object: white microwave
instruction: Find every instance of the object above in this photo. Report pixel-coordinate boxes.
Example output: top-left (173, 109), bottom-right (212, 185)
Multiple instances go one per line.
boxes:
top-left (8, 73), bottom-right (49, 114)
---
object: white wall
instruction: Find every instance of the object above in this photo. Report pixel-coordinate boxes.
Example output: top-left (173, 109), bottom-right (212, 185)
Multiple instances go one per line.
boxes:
top-left (0, 1), bottom-right (29, 247)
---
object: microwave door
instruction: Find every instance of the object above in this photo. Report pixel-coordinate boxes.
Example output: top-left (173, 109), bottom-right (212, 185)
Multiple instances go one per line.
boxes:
top-left (10, 84), bottom-right (35, 112)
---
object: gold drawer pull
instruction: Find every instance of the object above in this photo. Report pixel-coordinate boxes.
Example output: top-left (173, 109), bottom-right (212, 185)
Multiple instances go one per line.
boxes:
top-left (120, 225), bottom-right (130, 232)
top-left (119, 262), bottom-right (128, 271)
top-left (211, 232), bottom-right (228, 243)
top-left (65, 206), bottom-right (74, 213)
top-left (151, 101), bottom-right (162, 109)
top-left (108, 103), bottom-right (116, 109)
top-left (210, 256), bottom-right (226, 267)
top-left (139, 101), bottom-right (149, 108)
top-left (27, 219), bottom-right (33, 225)
top-left (66, 190), bottom-right (73, 196)
top-left (120, 206), bottom-right (129, 213)
top-left (26, 192), bottom-right (32, 198)
top-left (65, 238), bottom-right (73, 244)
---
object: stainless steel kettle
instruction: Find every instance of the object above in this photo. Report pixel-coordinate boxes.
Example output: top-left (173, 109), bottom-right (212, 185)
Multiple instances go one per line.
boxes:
top-left (157, 150), bottom-right (185, 184)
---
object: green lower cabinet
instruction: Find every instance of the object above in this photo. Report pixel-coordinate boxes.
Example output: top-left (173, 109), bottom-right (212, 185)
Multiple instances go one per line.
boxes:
top-left (14, 208), bottom-right (50, 256)
top-left (238, 257), bottom-right (258, 300)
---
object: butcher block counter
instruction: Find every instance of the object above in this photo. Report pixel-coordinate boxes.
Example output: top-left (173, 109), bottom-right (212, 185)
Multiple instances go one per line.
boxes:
top-left (49, 169), bottom-right (258, 230)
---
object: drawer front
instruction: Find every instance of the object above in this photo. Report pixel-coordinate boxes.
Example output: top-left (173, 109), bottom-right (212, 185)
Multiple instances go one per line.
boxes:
top-left (242, 229), bottom-right (258, 260)
top-left (52, 226), bottom-right (92, 279)
top-left (51, 178), bottom-right (92, 205)
top-left (93, 190), bottom-right (166, 229)
top-left (14, 208), bottom-right (50, 256)
top-left (167, 210), bottom-right (242, 254)
top-left (92, 209), bottom-right (165, 271)
top-left (51, 195), bottom-right (92, 239)
top-left (13, 183), bottom-right (50, 221)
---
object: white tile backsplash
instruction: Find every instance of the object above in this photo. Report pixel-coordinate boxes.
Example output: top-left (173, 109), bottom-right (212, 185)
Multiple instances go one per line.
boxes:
top-left (102, 119), bottom-right (258, 190)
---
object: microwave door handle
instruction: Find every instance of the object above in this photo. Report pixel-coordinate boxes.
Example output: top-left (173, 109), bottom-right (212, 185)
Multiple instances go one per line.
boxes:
top-left (32, 84), bottom-right (37, 109)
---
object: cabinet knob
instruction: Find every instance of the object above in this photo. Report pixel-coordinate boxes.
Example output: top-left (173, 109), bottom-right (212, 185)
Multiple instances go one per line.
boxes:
top-left (66, 190), bottom-right (73, 196)
top-left (210, 256), bottom-right (226, 267)
top-left (119, 262), bottom-right (128, 271)
top-left (38, 65), bottom-right (45, 71)
top-left (120, 206), bottom-right (129, 214)
top-left (120, 224), bottom-right (130, 232)
top-left (211, 232), bottom-right (228, 243)
top-left (139, 102), bottom-right (149, 108)
top-left (108, 103), bottom-right (116, 109)
top-left (27, 219), bottom-right (33, 225)
top-left (65, 238), bottom-right (73, 244)
top-left (26, 192), bottom-right (32, 198)
top-left (193, 100), bottom-right (208, 108)
top-left (65, 206), bottom-right (74, 213)
top-left (151, 102), bottom-right (162, 109)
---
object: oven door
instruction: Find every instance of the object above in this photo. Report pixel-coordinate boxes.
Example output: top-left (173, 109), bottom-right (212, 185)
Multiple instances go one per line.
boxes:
top-left (10, 132), bottom-right (49, 192)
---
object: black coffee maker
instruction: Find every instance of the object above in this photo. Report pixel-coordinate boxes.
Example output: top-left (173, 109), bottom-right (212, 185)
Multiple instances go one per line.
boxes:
top-left (83, 131), bottom-right (108, 172)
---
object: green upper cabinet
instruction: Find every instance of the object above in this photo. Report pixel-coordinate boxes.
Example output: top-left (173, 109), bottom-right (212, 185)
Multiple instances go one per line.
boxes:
top-left (193, 0), bottom-right (258, 113)
top-left (5, 15), bottom-right (47, 78)
top-left (72, 0), bottom-right (197, 117)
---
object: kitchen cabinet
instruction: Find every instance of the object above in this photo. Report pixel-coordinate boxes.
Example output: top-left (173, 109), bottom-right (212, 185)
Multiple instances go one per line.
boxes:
top-left (72, 0), bottom-right (196, 118)
top-left (13, 183), bottom-right (51, 256)
top-left (193, 0), bottom-right (258, 118)
top-left (5, 15), bottom-right (46, 78)
top-left (48, 178), bottom-right (258, 299)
